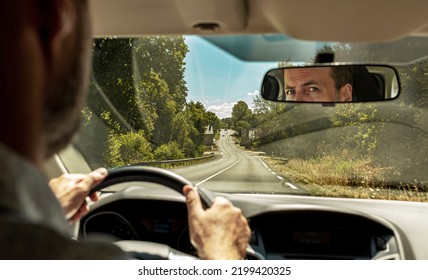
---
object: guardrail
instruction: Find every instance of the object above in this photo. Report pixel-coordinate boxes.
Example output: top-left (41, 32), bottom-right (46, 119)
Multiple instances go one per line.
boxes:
top-left (132, 153), bottom-right (216, 169)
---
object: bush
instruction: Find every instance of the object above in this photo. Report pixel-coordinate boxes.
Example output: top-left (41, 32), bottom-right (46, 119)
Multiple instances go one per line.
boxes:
top-left (105, 130), bottom-right (153, 167)
top-left (154, 141), bottom-right (185, 160)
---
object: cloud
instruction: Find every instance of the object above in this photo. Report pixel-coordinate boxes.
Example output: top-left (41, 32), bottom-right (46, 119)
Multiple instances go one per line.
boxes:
top-left (206, 102), bottom-right (237, 119)
top-left (246, 90), bottom-right (259, 97)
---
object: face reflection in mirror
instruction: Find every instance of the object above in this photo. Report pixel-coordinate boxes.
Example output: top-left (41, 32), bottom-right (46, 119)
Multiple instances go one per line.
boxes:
top-left (262, 65), bottom-right (400, 103)
top-left (283, 67), bottom-right (353, 102)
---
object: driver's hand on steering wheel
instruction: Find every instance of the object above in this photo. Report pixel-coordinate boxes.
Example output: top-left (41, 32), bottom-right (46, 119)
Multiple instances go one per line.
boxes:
top-left (49, 168), bottom-right (108, 223)
top-left (183, 185), bottom-right (251, 260)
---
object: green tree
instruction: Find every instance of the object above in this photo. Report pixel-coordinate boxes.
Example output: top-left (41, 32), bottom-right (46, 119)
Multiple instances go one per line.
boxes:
top-left (221, 117), bottom-right (233, 129)
top-left (136, 69), bottom-right (176, 146)
top-left (252, 95), bottom-right (291, 124)
top-left (154, 142), bottom-right (185, 160)
top-left (231, 101), bottom-right (253, 133)
top-left (105, 130), bottom-right (153, 167)
top-left (91, 38), bottom-right (145, 132)
top-left (133, 36), bottom-right (189, 108)
top-left (186, 101), bottom-right (208, 156)
top-left (90, 36), bottom-right (193, 164)
top-left (205, 111), bottom-right (221, 136)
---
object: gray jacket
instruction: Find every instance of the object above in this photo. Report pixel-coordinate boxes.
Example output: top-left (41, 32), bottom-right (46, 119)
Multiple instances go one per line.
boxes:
top-left (0, 144), bottom-right (126, 259)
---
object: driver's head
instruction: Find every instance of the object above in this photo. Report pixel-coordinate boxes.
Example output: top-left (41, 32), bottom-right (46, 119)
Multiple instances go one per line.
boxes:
top-left (0, 0), bottom-right (91, 166)
top-left (283, 66), bottom-right (353, 102)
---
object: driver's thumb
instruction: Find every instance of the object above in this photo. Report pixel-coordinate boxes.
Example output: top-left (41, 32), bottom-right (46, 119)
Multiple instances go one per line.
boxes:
top-left (183, 185), bottom-right (203, 217)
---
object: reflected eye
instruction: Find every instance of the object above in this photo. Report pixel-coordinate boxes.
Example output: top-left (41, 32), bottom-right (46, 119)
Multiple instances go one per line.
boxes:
top-left (285, 89), bottom-right (295, 95)
top-left (308, 86), bottom-right (320, 93)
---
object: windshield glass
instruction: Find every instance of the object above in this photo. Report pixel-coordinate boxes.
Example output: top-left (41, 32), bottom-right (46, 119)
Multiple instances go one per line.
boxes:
top-left (73, 34), bottom-right (428, 202)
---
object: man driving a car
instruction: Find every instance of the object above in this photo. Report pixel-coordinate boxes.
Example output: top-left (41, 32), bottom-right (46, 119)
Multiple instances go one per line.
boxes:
top-left (283, 66), bottom-right (353, 102)
top-left (0, 0), bottom-right (250, 259)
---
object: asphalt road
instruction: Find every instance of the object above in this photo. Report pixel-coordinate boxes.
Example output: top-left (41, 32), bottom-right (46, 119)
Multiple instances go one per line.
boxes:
top-left (173, 131), bottom-right (307, 194)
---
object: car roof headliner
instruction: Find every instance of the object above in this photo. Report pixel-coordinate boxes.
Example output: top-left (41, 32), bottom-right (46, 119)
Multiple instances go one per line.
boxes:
top-left (90, 0), bottom-right (428, 42)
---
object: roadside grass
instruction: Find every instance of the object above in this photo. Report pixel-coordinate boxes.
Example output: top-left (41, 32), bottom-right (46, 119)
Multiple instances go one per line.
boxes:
top-left (264, 156), bottom-right (428, 203)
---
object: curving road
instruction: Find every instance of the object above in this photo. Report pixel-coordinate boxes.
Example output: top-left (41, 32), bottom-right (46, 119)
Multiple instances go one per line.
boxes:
top-left (173, 130), bottom-right (306, 194)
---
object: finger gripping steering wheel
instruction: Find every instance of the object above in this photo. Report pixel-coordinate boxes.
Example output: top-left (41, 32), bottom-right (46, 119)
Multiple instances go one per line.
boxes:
top-left (91, 166), bottom-right (192, 194)
top-left (90, 166), bottom-right (214, 208)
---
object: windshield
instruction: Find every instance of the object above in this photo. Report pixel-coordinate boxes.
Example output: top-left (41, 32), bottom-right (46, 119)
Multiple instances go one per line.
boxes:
top-left (73, 34), bottom-right (428, 202)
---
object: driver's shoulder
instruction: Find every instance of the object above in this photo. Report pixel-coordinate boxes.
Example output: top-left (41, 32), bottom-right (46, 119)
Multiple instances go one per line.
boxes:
top-left (0, 217), bottom-right (126, 260)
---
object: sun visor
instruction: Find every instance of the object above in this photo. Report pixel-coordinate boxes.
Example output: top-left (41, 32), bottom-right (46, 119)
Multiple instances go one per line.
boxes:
top-left (260, 0), bottom-right (428, 42)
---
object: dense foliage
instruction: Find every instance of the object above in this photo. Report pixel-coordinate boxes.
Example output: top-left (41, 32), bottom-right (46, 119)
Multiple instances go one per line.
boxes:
top-left (84, 37), bottom-right (220, 167)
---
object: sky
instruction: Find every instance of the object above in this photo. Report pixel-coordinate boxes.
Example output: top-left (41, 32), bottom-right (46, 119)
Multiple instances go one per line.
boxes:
top-left (184, 36), bottom-right (276, 119)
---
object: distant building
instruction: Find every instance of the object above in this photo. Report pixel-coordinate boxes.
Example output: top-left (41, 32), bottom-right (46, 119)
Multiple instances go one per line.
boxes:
top-left (204, 125), bottom-right (214, 146)
top-left (241, 128), bottom-right (257, 148)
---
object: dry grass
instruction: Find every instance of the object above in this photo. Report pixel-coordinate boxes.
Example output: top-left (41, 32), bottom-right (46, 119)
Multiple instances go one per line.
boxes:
top-left (264, 155), bottom-right (428, 203)
top-left (302, 184), bottom-right (428, 202)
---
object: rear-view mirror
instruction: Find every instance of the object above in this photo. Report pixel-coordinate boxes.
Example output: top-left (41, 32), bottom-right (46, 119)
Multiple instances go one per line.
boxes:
top-left (261, 65), bottom-right (400, 103)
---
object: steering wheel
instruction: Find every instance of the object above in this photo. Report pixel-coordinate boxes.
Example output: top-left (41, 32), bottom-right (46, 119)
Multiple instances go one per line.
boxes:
top-left (87, 165), bottom-right (264, 260)
top-left (90, 165), bottom-right (215, 208)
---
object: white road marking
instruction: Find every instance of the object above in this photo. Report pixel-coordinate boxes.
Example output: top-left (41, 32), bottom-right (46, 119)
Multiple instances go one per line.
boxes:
top-left (258, 158), bottom-right (269, 169)
top-left (195, 156), bottom-right (242, 187)
top-left (286, 182), bottom-right (298, 190)
top-left (258, 157), bottom-right (286, 183)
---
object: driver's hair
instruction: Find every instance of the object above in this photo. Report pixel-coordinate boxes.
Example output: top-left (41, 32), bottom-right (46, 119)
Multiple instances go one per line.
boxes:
top-left (330, 66), bottom-right (353, 90)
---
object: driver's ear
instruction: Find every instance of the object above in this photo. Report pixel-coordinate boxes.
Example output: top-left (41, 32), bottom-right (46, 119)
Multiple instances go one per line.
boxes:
top-left (339, 84), bottom-right (353, 102)
top-left (36, 0), bottom-right (76, 65)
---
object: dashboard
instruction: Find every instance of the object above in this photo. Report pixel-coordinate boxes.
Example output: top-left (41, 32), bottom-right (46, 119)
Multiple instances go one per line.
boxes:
top-left (80, 199), bottom-right (195, 255)
top-left (77, 184), bottom-right (421, 260)
top-left (249, 211), bottom-right (399, 260)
